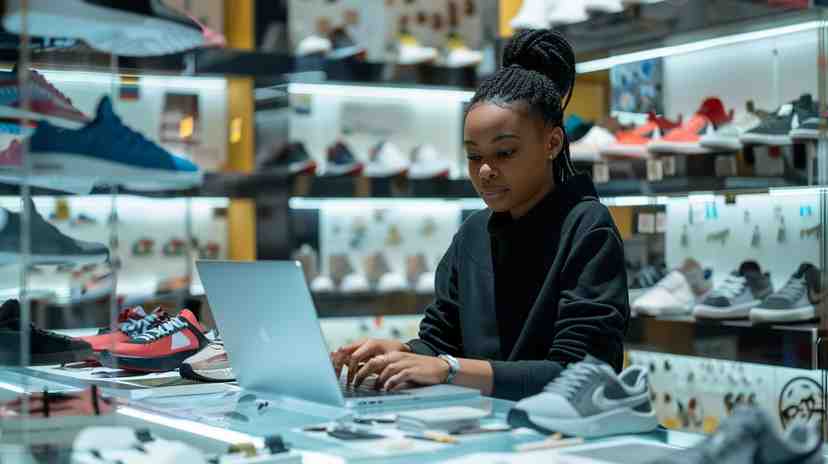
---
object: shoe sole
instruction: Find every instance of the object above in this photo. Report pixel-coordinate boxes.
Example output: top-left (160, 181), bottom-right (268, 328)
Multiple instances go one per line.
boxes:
top-left (322, 163), bottom-right (363, 177)
top-left (634, 304), bottom-right (692, 317)
top-left (0, 347), bottom-right (94, 366)
top-left (507, 406), bottom-right (658, 438)
top-left (739, 133), bottom-right (793, 146)
top-left (408, 168), bottom-right (450, 180)
top-left (3, 0), bottom-right (203, 57)
top-left (750, 305), bottom-right (815, 323)
top-left (26, 153), bottom-right (203, 191)
top-left (364, 166), bottom-right (409, 178)
top-left (101, 349), bottom-right (198, 373)
top-left (600, 145), bottom-right (650, 159)
top-left (179, 363), bottom-right (235, 383)
top-left (647, 142), bottom-right (712, 155)
top-left (693, 299), bottom-right (760, 319)
top-left (790, 128), bottom-right (822, 140)
top-left (699, 136), bottom-right (743, 151)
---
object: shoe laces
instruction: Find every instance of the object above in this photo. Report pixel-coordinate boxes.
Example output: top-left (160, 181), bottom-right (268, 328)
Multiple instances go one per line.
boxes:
top-left (543, 362), bottom-right (603, 400)
top-left (774, 277), bottom-right (806, 302)
top-left (131, 316), bottom-right (187, 342)
top-left (120, 311), bottom-right (164, 336)
top-left (710, 275), bottom-right (746, 300)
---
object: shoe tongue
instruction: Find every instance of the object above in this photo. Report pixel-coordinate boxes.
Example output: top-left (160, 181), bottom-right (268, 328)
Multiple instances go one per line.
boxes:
top-left (0, 299), bottom-right (20, 327)
top-left (797, 94), bottom-right (814, 109)
top-left (738, 260), bottom-right (761, 276)
top-left (96, 96), bottom-right (116, 122)
top-left (794, 262), bottom-right (817, 279)
top-left (122, 306), bottom-right (147, 321)
top-left (177, 309), bottom-right (202, 332)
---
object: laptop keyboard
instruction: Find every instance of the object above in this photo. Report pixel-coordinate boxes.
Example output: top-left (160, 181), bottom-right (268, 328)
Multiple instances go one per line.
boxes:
top-left (339, 378), bottom-right (408, 398)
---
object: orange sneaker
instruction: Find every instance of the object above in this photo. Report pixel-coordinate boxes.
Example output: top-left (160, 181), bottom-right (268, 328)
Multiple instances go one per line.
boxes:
top-left (601, 113), bottom-right (682, 159)
top-left (647, 98), bottom-right (733, 155)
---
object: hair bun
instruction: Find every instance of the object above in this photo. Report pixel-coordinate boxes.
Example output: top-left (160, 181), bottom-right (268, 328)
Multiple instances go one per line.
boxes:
top-left (502, 29), bottom-right (576, 99)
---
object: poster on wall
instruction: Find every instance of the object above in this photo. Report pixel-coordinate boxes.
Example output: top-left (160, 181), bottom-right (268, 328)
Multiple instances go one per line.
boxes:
top-left (610, 58), bottom-right (664, 115)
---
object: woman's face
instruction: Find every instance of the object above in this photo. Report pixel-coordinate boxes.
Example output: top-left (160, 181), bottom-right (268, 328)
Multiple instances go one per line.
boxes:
top-left (464, 102), bottom-right (562, 218)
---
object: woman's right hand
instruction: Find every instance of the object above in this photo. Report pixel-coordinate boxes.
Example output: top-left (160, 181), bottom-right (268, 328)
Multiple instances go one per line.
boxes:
top-left (330, 339), bottom-right (410, 385)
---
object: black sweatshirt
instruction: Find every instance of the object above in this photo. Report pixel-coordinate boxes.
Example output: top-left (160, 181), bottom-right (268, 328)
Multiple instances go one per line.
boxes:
top-left (407, 174), bottom-right (630, 401)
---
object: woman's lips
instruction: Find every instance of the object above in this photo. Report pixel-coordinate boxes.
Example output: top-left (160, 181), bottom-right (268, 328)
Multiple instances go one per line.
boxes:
top-left (482, 187), bottom-right (509, 199)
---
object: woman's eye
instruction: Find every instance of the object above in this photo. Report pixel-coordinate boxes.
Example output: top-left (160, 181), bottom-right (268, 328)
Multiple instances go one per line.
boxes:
top-left (466, 154), bottom-right (482, 162)
top-left (497, 150), bottom-right (515, 158)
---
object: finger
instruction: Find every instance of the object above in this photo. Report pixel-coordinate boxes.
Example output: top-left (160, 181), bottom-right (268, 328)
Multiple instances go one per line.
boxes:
top-left (347, 343), bottom-right (380, 385)
top-left (352, 355), bottom-right (388, 389)
top-left (330, 351), bottom-right (345, 378)
top-left (377, 359), bottom-right (413, 388)
top-left (338, 339), bottom-right (367, 354)
top-left (384, 370), bottom-right (413, 392)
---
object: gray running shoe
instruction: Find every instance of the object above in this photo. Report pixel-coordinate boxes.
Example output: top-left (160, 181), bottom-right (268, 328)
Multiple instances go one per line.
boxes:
top-left (751, 263), bottom-right (823, 324)
top-left (507, 355), bottom-right (658, 438)
top-left (694, 261), bottom-right (772, 319)
top-left (0, 200), bottom-right (109, 265)
top-left (648, 407), bottom-right (823, 464)
top-left (741, 94), bottom-right (817, 146)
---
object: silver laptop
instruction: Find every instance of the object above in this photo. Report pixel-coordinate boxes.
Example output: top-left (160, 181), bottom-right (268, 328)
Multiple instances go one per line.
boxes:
top-left (197, 260), bottom-right (480, 409)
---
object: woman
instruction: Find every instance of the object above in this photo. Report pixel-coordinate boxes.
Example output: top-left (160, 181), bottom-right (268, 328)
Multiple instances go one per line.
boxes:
top-left (331, 29), bottom-right (629, 401)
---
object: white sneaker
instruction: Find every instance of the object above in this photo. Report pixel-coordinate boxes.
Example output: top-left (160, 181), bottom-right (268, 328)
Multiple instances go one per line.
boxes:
top-left (584, 0), bottom-right (624, 13)
top-left (700, 111), bottom-right (762, 151)
top-left (510, 0), bottom-right (549, 30)
top-left (409, 145), bottom-right (451, 179)
top-left (508, 356), bottom-right (657, 438)
top-left (446, 47), bottom-right (484, 68)
top-left (365, 141), bottom-right (410, 177)
top-left (548, 0), bottom-right (589, 25)
top-left (416, 272), bottom-right (436, 294)
top-left (296, 35), bottom-right (332, 57)
top-left (310, 275), bottom-right (335, 293)
top-left (377, 273), bottom-right (408, 293)
top-left (398, 35), bottom-right (437, 65)
top-left (340, 273), bottom-right (370, 293)
top-left (633, 260), bottom-right (712, 317)
top-left (570, 126), bottom-right (616, 163)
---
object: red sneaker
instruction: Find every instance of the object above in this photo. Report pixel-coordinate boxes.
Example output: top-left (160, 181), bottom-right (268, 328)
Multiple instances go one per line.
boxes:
top-left (647, 98), bottom-right (733, 155)
top-left (102, 310), bottom-right (208, 372)
top-left (601, 113), bottom-right (683, 159)
top-left (80, 307), bottom-right (167, 352)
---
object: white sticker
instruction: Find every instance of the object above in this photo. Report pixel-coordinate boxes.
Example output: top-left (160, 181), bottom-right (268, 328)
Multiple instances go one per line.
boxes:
top-left (647, 160), bottom-right (664, 181)
top-left (638, 213), bottom-right (656, 234)
top-left (593, 163), bottom-right (610, 184)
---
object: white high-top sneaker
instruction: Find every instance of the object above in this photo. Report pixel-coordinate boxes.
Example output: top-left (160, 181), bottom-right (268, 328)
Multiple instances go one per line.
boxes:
top-left (584, 0), bottom-right (624, 14)
top-left (510, 0), bottom-right (549, 30)
top-left (547, 1), bottom-right (589, 25)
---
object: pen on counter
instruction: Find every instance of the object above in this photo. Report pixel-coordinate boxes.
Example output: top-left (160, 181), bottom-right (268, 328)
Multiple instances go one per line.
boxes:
top-left (514, 435), bottom-right (583, 452)
top-left (404, 431), bottom-right (458, 444)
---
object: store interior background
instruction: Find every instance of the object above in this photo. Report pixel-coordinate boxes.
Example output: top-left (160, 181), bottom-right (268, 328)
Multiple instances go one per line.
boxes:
top-left (2, 0), bottom-right (827, 444)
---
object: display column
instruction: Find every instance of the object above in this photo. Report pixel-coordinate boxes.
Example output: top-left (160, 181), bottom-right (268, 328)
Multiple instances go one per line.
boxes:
top-left (817, 9), bottom-right (828, 437)
top-left (226, 0), bottom-right (257, 261)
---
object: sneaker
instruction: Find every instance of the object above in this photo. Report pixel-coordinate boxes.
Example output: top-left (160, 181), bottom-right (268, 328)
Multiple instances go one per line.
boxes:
top-left (628, 263), bottom-right (668, 301)
top-left (328, 27), bottom-right (365, 60)
top-left (444, 33), bottom-right (482, 68)
top-left (648, 98), bottom-right (733, 155)
top-left (507, 355), bottom-right (658, 438)
top-left (750, 263), bottom-right (823, 323)
top-left (377, 272), bottom-right (408, 293)
top-left (310, 275), bottom-right (335, 293)
top-left (633, 260), bottom-right (712, 317)
top-left (570, 126), bottom-right (617, 163)
top-left (415, 272), bottom-right (436, 294)
top-left (601, 113), bottom-right (682, 159)
top-left (0, 201), bottom-right (109, 265)
top-left (3, 0), bottom-right (205, 57)
top-left (547, 1), bottom-right (589, 25)
top-left (409, 145), bottom-right (451, 179)
top-left (259, 142), bottom-right (317, 175)
top-left (0, 68), bottom-right (89, 129)
top-left (80, 307), bottom-right (167, 352)
top-left (398, 34), bottom-right (437, 65)
top-left (647, 407), bottom-right (823, 464)
top-left (179, 339), bottom-right (235, 383)
top-left (699, 102), bottom-right (765, 151)
top-left (103, 309), bottom-right (209, 372)
top-left (510, 0), bottom-right (549, 29)
top-left (693, 261), bottom-right (773, 319)
top-left (323, 141), bottom-right (363, 176)
top-left (364, 141), bottom-right (410, 178)
top-left (0, 299), bottom-right (94, 365)
top-left (340, 273), bottom-right (370, 294)
top-left (741, 94), bottom-right (817, 146)
top-left (296, 34), bottom-right (332, 57)
top-left (24, 96), bottom-right (202, 191)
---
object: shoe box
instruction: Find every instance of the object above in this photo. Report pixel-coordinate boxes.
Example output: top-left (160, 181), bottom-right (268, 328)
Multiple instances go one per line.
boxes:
top-left (629, 351), bottom-right (824, 436)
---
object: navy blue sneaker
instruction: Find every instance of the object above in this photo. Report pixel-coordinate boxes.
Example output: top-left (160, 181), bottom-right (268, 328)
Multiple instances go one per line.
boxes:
top-left (323, 141), bottom-right (364, 176)
top-left (27, 96), bottom-right (202, 191)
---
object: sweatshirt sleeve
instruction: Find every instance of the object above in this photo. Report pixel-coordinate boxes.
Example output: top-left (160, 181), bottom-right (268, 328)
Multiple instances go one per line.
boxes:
top-left (406, 237), bottom-right (463, 357)
top-left (490, 226), bottom-right (629, 400)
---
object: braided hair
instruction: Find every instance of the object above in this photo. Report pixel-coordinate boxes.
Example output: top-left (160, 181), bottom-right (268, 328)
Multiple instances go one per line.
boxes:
top-left (468, 29), bottom-right (578, 185)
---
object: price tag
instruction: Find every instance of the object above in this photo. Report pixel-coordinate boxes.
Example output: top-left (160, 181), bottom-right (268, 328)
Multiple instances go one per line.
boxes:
top-left (592, 163), bottom-right (610, 184)
top-left (656, 212), bottom-right (667, 233)
top-left (662, 156), bottom-right (676, 176)
top-left (646, 160), bottom-right (664, 181)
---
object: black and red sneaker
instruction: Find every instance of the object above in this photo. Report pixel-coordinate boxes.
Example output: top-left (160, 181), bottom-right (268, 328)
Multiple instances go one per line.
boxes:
top-left (101, 309), bottom-right (208, 372)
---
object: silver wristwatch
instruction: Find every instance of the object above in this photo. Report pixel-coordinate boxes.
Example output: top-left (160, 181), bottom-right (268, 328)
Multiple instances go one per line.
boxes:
top-left (438, 354), bottom-right (460, 384)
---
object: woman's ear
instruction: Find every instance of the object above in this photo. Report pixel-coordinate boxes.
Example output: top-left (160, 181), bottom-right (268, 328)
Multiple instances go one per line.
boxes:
top-left (546, 126), bottom-right (564, 161)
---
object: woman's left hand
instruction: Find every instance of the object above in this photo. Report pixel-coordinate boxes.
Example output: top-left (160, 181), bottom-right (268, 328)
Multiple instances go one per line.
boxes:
top-left (351, 352), bottom-right (450, 392)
